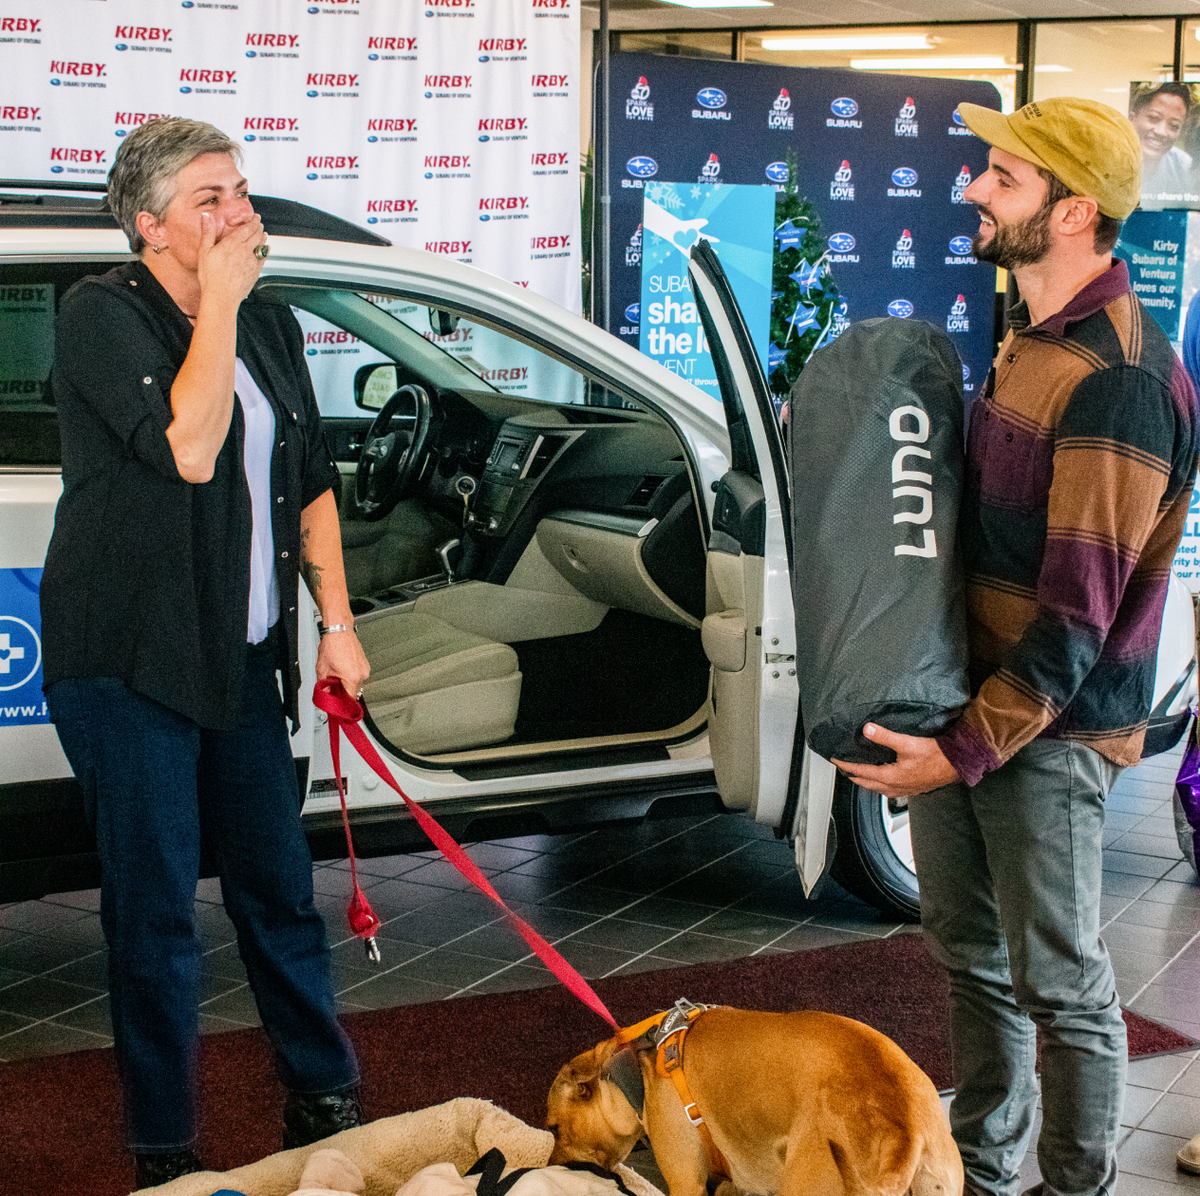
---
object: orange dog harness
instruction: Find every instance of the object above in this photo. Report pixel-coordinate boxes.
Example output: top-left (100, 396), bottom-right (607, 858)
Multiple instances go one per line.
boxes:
top-left (613, 999), bottom-right (731, 1180)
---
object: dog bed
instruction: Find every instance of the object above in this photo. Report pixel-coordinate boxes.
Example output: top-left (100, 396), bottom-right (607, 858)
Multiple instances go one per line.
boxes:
top-left (142, 1097), bottom-right (665, 1196)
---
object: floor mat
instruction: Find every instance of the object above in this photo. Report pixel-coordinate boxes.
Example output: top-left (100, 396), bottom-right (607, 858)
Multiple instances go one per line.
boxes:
top-left (512, 609), bottom-right (710, 742)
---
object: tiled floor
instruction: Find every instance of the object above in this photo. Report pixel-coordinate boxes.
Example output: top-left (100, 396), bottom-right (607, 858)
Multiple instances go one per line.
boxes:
top-left (2, 750), bottom-right (1200, 1194)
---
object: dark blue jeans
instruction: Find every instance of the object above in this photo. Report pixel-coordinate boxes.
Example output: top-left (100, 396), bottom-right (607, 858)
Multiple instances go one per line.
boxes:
top-left (47, 638), bottom-right (358, 1153)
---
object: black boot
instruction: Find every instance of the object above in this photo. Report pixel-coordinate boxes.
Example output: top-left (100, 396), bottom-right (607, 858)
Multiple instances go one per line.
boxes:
top-left (282, 1088), bottom-right (364, 1148)
top-left (134, 1149), bottom-right (203, 1189)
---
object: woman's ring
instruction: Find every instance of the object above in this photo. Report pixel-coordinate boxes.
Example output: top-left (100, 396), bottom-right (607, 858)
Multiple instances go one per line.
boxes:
top-left (254, 243), bottom-right (270, 261)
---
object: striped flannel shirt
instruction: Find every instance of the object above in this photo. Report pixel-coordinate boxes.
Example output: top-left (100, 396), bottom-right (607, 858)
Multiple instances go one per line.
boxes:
top-left (936, 260), bottom-right (1200, 788)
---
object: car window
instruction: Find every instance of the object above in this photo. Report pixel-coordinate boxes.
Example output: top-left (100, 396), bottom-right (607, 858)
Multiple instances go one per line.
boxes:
top-left (272, 284), bottom-right (635, 415)
top-left (0, 261), bottom-right (129, 467)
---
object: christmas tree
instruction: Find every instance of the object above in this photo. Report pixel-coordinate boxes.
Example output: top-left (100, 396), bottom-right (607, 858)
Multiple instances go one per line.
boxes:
top-left (768, 150), bottom-right (844, 407)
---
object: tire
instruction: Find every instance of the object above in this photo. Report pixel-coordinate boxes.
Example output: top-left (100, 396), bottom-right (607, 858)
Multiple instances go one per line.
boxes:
top-left (830, 773), bottom-right (921, 922)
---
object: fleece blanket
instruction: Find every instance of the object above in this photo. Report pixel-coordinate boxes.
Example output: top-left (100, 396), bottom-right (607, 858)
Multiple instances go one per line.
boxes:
top-left (143, 1097), bottom-right (664, 1196)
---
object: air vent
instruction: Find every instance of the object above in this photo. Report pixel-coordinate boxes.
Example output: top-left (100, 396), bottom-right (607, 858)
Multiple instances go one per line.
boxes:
top-left (524, 434), bottom-right (566, 479)
top-left (627, 475), bottom-right (666, 507)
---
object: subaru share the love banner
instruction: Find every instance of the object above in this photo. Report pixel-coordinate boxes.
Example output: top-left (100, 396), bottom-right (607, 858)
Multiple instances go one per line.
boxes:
top-left (0, 0), bottom-right (580, 312)
top-left (639, 182), bottom-right (774, 399)
top-left (611, 51), bottom-right (1001, 401)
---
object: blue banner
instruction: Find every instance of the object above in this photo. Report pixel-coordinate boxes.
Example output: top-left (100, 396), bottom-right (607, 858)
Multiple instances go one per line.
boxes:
top-left (610, 52), bottom-right (1001, 400)
top-left (639, 182), bottom-right (775, 399)
top-left (1116, 210), bottom-right (1189, 342)
top-left (0, 567), bottom-right (47, 726)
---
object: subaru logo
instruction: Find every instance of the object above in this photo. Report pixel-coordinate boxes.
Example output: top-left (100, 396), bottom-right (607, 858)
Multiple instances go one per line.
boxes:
top-left (367, 216), bottom-right (378, 224)
top-left (949, 236), bottom-right (973, 255)
top-left (424, 172), bottom-right (433, 179)
top-left (626, 156), bottom-right (657, 178)
top-left (765, 161), bottom-right (789, 183)
top-left (892, 167), bottom-right (918, 187)
top-left (246, 50), bottom-right (256, 58)
top-left (116, 129), bottom-right (127, 137)
top-left (830, 97), bottom-right (858, 118)
top-left (50, 78), bottom-right (60, 85)
top-left (696, 87), bottom-right (726, 109)
top-left (478, 134), bottom-right (490, 142)
top-left (115, 43), bottom-right (128, 51)
top-left (369, 53), bottom-right (379, 61)
top-left (828, 232), bottom-right (856, 253)
top-left (887, 299), bottom-right (914, 318)
top-left (962, 364), bottom-right (971, 381)
top-left (306, 172), bottom-right (318, 180)
top-left (307, 90), bottom-right (318, 97)
top-left (625, 303), bottom-right (640, 323)
top-left (179, 86), bottom-right (191, 93)
top-left (952, 108), bottom-right (966, 126)
top-left (424, 91), bottom-right (433, 98)
top-left (478, 55), bottom-right (489, 62)
top-left (307, 348), bottom-right (318, 356)
top-left (368, 135), bottom-right (378, 143)
top-left (244, 134), bottom-right (256, 142)
top-left (51, 165), bottom-right (63, 173)
top-left (480, 213), bottom-right (490, 221)
top-left (181, 1), bottom-right (193, 6)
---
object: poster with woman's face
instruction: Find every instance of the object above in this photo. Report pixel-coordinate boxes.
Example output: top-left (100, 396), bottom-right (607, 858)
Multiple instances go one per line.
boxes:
top-left (1130, 82), bottom-right (1200, 210)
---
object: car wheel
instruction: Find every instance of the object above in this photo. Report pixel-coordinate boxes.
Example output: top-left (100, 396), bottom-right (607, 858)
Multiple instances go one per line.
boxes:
top-left (830, 773), bottom-right (921, 922)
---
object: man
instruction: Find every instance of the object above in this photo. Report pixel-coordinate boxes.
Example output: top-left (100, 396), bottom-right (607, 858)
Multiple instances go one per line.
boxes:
top-left (833, 97), bottom-right (1199, 1196)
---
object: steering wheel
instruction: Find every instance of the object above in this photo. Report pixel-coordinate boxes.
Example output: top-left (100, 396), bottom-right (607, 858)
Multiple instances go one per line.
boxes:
top-left (354, 383), bottom-right (435, 521)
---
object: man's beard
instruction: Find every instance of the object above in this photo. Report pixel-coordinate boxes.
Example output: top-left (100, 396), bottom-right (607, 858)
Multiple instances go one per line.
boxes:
top-left (971, 199), bottom-right (1055, 269)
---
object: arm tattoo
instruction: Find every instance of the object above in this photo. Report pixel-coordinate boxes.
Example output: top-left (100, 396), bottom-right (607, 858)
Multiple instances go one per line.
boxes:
top-left (301, 557), bottom-right (324, 594)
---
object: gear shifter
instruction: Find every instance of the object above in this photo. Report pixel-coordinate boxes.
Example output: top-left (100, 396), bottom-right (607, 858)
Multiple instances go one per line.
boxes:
top-left (436, 538), bottom-right (462, 584)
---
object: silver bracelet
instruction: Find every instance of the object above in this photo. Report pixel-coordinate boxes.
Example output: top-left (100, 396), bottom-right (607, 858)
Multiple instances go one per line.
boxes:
top-left (319, 622), bottom-right (352, 637)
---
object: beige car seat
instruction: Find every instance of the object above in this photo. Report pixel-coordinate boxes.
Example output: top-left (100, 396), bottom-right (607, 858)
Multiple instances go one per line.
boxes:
top-left (356, 612), bottom-right (521, 755)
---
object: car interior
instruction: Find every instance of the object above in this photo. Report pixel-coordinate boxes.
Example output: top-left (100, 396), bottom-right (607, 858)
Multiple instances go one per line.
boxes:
top-left (260, 282), bottom-right (716, 768)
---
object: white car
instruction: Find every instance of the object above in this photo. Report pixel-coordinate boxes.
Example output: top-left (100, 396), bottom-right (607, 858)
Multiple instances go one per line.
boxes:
top-left (1, 184), bottom-right (1195, 921)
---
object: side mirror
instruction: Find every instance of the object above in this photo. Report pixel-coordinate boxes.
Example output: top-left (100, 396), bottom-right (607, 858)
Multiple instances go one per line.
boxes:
top-left (354, 362), bottom-right (398, 411)
top-left (430, 309), bottom-right (459, 337)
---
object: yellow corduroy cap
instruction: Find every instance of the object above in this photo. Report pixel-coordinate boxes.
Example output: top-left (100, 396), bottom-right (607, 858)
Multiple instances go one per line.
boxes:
top-left (957, 97), bottom-right (1142, 219)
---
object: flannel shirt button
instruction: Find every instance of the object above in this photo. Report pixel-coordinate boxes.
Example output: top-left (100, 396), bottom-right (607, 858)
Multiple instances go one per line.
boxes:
top-left (1006, 353), bottom-right (1016, 363)
top-left (1005, 432), bottom-right (1013, 442)
top-left (143, 376), bottom-right (152, 385)
top-left (277, 496), bottom-right (284, 503)
top-left (281, 551), bottom-right (288, 559)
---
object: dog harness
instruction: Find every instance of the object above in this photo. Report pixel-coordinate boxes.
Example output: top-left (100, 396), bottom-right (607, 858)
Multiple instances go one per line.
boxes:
top-left (612, 998), bottom-right (731, 1180)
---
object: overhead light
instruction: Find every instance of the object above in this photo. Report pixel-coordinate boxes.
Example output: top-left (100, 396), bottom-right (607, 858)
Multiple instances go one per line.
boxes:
top-left (851, 56), bottom-right (1009, 70)
top-left (760, 34), bottom-right (932, 51)
top-left (656, 0), bottom-right (772, 6)
top-left (1034, 64), bottom-right (1072, 72)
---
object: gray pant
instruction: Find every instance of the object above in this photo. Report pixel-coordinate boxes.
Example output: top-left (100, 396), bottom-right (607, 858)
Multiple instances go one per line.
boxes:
top-left (909, 737), bottom-right (1126, 1196)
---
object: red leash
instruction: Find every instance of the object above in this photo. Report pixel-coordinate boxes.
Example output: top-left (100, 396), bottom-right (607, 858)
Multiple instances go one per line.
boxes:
top-left (313, 678), bottom-right (619, 1029)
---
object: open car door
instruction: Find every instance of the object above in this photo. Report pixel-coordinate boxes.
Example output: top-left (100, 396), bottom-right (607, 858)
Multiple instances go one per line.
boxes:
top-left (687, 241), bottom-right (834, 892)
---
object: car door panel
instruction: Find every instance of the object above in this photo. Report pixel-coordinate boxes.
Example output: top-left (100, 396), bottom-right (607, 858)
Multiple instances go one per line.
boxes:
top-left (702, 475), bottom-right (765, 811)
top-left (688, 242), bottom-right (802, 830)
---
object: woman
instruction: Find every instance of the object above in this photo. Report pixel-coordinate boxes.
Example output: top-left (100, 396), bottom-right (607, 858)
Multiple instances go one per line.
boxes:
top-left (1130, 82), bottom-right (1197, 209)
top-left (41, 118), bottom-right (368, 1188)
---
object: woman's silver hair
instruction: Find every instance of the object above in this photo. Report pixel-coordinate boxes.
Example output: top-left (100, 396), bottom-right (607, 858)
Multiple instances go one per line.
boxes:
top-left (107, 117), bottom-right (242, 254)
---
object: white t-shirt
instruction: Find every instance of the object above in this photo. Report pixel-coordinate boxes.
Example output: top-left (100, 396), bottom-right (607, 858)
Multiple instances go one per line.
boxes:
top-left (234, 357), bottom-right (280, 644)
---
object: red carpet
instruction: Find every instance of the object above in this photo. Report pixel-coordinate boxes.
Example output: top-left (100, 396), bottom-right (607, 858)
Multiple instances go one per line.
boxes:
top-left (0, 933), bottom-right (1193, 1196)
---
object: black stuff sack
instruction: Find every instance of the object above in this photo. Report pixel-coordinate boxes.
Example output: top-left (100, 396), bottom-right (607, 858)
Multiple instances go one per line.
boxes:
top-left (787, 317), bottom-right (969, 765)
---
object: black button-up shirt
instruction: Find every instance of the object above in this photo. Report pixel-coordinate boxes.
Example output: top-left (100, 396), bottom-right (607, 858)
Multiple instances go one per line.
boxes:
top-left (42, 261), bottom-right (338, 730)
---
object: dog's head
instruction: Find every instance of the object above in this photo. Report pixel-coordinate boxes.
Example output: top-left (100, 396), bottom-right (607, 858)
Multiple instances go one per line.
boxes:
top-left (547, 1037), bottom-right (645, 1169)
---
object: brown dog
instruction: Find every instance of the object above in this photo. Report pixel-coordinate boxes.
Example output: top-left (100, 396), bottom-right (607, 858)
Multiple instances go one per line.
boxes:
top-left (547, 1005), bottom-right (962, 1196)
